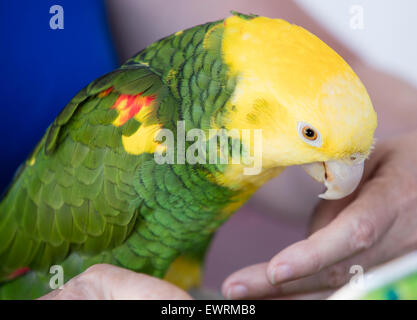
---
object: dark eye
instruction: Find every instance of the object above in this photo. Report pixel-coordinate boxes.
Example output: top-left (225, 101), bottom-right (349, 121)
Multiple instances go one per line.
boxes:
top-left (297, 121), bottom-right (322, 147)
top-left (302, 126), bottom-right (318, 140)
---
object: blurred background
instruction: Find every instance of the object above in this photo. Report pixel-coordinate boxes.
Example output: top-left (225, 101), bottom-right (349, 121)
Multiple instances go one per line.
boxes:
top-left (1, 0), bottom-right (416, 292)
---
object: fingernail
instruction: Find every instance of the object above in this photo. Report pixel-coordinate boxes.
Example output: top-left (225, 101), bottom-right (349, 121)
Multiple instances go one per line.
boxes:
top-left (226, 284), bottom-right (248, 300)
top-left (268, 264), bottom-right (293, 285)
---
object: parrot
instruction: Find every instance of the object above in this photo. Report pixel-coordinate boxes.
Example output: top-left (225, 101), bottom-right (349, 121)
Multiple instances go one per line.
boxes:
top-left (0, 12), bottom-right (377, 299)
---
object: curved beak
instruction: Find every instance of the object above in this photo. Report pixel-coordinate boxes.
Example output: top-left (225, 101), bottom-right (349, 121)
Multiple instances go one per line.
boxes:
top-left (302, 158), bottom-right (364, 200)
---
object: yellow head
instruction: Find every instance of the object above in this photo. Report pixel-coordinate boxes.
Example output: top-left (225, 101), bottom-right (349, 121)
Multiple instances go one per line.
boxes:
top-left (220, 15), bottom-right (377, 199)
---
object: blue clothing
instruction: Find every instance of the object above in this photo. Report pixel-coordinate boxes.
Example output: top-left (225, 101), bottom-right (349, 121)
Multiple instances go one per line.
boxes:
top-left (0, 0), bottom-right (118, 192)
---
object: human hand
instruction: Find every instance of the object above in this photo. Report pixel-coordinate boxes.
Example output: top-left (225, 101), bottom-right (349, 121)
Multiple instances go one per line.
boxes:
top-left (39, 264), bottom-right (192, 300)
top-left (222, 130), bottom-right (417, 299)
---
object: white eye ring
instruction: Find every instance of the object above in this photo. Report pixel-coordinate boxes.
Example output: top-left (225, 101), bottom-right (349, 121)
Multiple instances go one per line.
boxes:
top-left (297, 121), bottom-right (323, 148)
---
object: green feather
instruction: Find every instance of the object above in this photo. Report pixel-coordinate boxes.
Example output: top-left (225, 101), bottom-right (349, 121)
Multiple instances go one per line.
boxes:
top-left (0, 17), bottom-right (243, 299)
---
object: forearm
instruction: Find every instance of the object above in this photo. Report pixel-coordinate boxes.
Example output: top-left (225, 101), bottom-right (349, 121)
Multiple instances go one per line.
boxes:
top-left (106, 0), bottom-right (359, 63)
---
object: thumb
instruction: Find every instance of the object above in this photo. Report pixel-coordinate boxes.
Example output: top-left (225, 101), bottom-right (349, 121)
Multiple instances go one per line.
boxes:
top-left (39, 264), bottom-right (192, 300)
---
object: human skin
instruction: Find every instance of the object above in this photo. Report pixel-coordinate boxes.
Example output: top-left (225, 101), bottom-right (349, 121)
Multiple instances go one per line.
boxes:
top-left (223, 128), bottom-right (417, 299)
top-left (39, 264), bottom-right (191, 300)
top-left (42, 0), bottom-right (417, 299)
top-left (220, 55), bottom-right (417, 299)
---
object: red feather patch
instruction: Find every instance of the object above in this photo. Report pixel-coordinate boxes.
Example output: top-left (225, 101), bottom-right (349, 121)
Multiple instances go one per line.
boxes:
top-left (110, 92), bottom-right (156, 126)
top-left (7, 267), bottom-right (30, 280)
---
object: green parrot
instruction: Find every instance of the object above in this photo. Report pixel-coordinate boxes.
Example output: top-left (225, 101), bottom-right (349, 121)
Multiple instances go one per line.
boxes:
top-left (0, 12), bottom-right (377, 299)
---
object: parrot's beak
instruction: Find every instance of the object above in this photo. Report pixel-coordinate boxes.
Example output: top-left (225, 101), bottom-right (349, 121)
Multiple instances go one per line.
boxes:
top-left (302, 157), bottom-right (365, 200)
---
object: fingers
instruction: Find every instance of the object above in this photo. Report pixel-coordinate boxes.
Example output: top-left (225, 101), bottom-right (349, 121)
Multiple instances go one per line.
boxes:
top-left (266, 175), bottom-right (397, 286)
top-left (222, 263), bottom-right (273, 299)
top-left (223, 165), bottom-right (397, 299)
top-left (222, 181), bottom-right (391, 299)
top-left (222, 260), bottom-right (345, 299)
top-left (223, 134), bottom-right (417, 300)
top-left (222, 262), bottom-right (325, 299)
top-left (223, 246), bottom-right (374, 300)
top-left (308, 149), bottom-right (386, 235)
top-left (39, 264), bottom-right (192, 300)
top-left (223, 199), bottom-right (414, 300)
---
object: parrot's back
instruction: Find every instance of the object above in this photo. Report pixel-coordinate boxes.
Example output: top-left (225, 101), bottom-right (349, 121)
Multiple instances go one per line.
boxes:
top-left (0, 16), bottom-right (249, 299)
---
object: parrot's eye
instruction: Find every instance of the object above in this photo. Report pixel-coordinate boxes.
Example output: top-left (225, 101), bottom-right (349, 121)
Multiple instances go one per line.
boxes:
top-left (297, 121), bottom-right (323, 147)
top-left (302, 127), bottom-right (317, 140)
